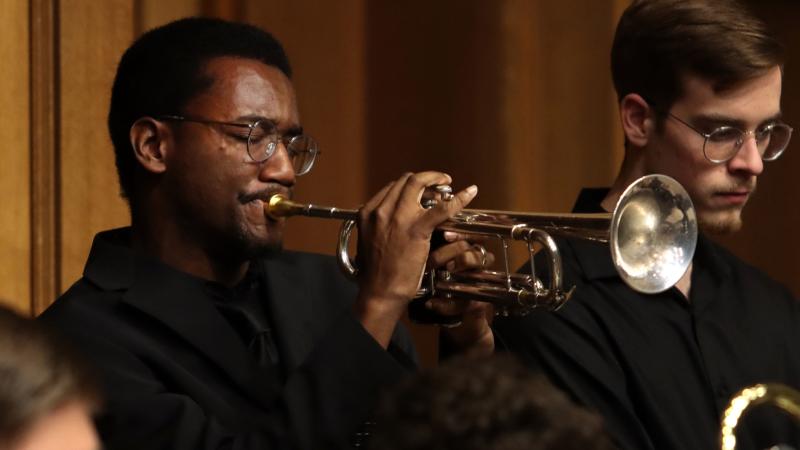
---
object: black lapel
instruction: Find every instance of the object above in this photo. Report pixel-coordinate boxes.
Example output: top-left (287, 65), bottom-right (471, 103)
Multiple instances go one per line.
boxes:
top-left (260, 253), bottom-right (314, 372)
top-left (85, 228), bottom-right (277, 405)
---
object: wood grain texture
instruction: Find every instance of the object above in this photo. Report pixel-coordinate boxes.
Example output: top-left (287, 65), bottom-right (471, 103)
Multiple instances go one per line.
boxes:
top-left (58, 0), bottom-right (133, 297)
top-left (136, 0), bottom-right (200, 34)
top-left (0, 0), bottom-right (31, 315)
top-left (30, 0), bottom-right (59, 315)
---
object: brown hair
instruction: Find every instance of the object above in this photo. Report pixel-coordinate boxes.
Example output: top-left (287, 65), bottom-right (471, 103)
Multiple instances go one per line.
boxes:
top-left (612, 0), bottom-right (783, 116)
top-left (0, 306), bottom-right (99, 445)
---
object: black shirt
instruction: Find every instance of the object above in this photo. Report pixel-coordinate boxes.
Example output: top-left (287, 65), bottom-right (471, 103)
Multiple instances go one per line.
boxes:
top-left (494, 188), bottom-right (800, 450)
top-left (206, 264), bottom-right (282, 370)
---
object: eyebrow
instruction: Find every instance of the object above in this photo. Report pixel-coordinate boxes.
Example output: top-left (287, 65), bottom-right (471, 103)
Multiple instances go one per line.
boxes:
top-left (690, 112), bottom-right (784, 131)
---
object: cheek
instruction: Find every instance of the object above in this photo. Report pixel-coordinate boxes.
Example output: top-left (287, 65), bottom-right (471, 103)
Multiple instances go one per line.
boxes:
top-left (646, 139), bottom-right (707, 189)
top-left (166, 146), bottom-right (242, 213)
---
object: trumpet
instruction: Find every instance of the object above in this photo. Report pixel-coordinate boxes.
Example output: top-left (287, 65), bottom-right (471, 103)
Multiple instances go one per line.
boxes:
top-left (266, 174), bottom-right (697, 316)
top-left (720, 383), bottom-right (800, 450)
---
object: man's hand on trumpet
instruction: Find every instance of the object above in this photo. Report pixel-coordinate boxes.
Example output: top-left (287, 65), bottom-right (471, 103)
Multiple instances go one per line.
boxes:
top-left (353, 171), bottom-right (478, 349)
top-left (427, 233), bottom-right (496, 357)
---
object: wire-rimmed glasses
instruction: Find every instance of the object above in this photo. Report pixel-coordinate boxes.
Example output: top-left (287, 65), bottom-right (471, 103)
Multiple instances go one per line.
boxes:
top-left (667, 113), bottom-right (792, 164)
top-left (158, 115), bottom-right (320, 175)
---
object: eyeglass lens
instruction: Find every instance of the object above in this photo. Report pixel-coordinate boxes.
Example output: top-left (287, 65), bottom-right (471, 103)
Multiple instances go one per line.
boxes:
top-left (704, 124), bottom-right (792, 162)
top-left (247, 121), bottom-right (319, 175)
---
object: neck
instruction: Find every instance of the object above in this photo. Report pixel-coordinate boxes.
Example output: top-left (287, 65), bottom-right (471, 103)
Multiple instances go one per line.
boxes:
top-left (602, 150), bottom-right (646, 212)
top-left (130, 210), bottom-right (248, 287)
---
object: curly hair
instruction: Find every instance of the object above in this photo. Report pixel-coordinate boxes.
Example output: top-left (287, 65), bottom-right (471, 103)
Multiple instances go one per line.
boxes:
top-left (369, 355), bottom-right (613, 450)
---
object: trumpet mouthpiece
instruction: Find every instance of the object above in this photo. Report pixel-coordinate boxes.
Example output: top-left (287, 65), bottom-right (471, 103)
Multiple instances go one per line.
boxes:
top-left (266, 194), bottom-right (293, 219)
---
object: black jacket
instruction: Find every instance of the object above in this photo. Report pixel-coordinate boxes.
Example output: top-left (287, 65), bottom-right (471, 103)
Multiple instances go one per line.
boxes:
top-left (41, 228), bottom-right (416, 450)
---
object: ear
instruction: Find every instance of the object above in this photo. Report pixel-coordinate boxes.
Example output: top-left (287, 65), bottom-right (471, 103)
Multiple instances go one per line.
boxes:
top-left (619, 93), bottom-right (656, 148)
top-left (130, 117), bottom-right (170, 174)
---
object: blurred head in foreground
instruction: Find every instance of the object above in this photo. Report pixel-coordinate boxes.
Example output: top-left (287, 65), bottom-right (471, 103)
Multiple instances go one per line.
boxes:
top-left (0, 305), bottom-right (100, 450)
top-left (369, 355), bottom-right (613, 450)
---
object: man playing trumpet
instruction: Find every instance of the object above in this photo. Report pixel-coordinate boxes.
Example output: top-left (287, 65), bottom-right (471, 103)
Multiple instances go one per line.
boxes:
top-left (40, 17), bottom-right (492, 449)
top-left (495, 1), bottom-right (800, 449)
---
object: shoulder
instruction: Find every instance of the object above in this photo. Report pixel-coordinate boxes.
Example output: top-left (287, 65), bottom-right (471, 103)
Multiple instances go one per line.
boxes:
top-left (40, 277), bottom-right (121, 325)
top-left (706, 239), bottom-right (793, 300)
top-left (702, 241), bottom-right (799, 329)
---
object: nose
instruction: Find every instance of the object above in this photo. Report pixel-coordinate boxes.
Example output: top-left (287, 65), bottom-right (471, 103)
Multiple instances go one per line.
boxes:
top-left (727, 134), bottom-right (764, 176)
top-left (258, 141), bottom-right (296, 187)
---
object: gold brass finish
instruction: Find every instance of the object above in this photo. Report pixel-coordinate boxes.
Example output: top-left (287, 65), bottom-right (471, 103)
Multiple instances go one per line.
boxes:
top-left (720, 383), bottom-right (800, 450)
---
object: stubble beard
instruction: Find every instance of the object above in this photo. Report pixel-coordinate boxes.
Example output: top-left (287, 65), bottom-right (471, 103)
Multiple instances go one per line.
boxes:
top-left (695, 181), bottom-right (755, 235)
top-left (698, 212), bottom-right (743, 235)
top-left (231, 221), bottom-right (284, 260)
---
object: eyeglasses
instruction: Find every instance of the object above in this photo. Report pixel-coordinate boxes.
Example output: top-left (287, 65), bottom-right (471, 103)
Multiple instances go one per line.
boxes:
top-left (157, 115), bottom-right (320, 175)
top-left (667, 113), bottom-right (792, 164)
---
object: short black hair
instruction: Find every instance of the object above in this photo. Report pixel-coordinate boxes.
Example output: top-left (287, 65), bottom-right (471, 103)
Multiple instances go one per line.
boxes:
top-left (108, 17), bottom-right (292, 201)
top-left (369, 355), bottom-right (613, 450)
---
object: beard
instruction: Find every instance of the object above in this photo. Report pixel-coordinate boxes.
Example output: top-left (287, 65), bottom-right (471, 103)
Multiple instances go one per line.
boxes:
top-left (231, 220), bottom-right (284, 259)
top-left (697, 209), bottom-right (743, 235)
top-left (694, 178), bottom-right (755, 235)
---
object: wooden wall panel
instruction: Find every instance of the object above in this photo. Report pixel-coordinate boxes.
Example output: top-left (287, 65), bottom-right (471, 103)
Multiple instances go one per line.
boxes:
top-left (58, 0), bottom-right (133, 296)
top-left (365, 1), bottom-right (507, 207)
top-left (499, 0), bottom-right (623, 215)
top-left (136, 0), bottom-right (200, 34)
top-left (0, 0), bottom-right (31, 314)
top-left (30, 0), bottom-right (59, 314)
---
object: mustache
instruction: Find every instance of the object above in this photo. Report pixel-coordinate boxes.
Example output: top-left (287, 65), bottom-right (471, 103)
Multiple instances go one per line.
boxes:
top-left (712, 174), bottom-right (757, 193)
top-left (238, 185), bottom-right (293, 203)
top-left (718, 179), bottom-right (756, 193)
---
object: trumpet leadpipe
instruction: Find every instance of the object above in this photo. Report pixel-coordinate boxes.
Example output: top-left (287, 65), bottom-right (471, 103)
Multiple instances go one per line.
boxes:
top-left (267, 195), bottom-right (357, 220)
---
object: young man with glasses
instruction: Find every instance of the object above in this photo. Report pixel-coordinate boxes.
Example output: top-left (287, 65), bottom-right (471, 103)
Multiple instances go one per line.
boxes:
top-left (494, 1), bottom-right (800, 449)
top-left (40, 18), bottom-right (491, 449)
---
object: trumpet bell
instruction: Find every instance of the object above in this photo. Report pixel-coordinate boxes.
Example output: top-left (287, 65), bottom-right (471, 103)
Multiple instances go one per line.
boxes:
top-left (612, 174), bottom-right (697, 293)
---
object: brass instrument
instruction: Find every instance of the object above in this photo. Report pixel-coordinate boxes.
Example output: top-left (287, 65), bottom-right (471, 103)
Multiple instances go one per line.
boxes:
top-left (721, 383), bottom-right (800, 450)
top-left (266, 174), bottom-right (697, 316)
